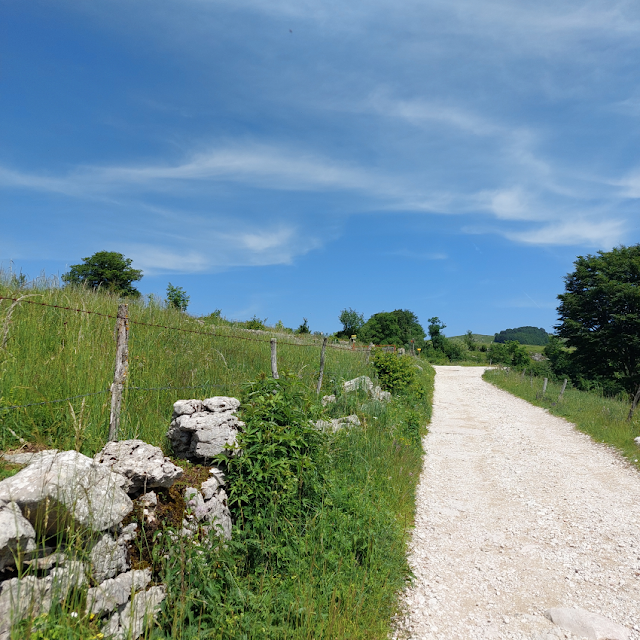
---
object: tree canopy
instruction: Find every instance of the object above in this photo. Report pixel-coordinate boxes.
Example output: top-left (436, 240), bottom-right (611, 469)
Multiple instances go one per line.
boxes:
top-left (556, 244), bottom-right (640, 395)
top-left (62, 251), bottom-right (143, 297)
top-left (337, 308), bottom-right (365, 338)
top-left (494, 326), bottom-right (549, 345)
top-left (359, 309), bottom-right (425, 346)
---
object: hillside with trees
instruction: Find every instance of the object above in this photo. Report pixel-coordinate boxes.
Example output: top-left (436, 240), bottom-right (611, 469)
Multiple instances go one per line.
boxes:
top-left (494, 326), bottom-right (549, 345)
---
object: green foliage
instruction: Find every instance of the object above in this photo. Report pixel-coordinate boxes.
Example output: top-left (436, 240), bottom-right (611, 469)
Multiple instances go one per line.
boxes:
top-left (557, 244), bottom-right (640, 396)
top-left (372, 351), bottom-right (424, 397)
top-left (221, 374), bottom-right (324, 523)
top-left (245, 315), bottom-right (267, 330)
top-left (494, 326), bottom-right (549, 345)
top-left (61, 251), bottom-right (143, 297)
top-left (338, 307), bottom-right (365, 338)
top-left (463, 330), bottom-right (476, 351)
top-left (488, 340), bottom-right (531, 368)
top-left (359, 309), bottom-right (425, 346)
top-left (154, 366), bottom-right (435, 640)
top-left (294, 318), bottom-right (310, 335)
top-left (166, 283), bottom-right (190, 312)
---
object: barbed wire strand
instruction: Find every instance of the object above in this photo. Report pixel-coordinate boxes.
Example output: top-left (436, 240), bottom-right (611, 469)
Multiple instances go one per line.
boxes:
top-left (0, 384), bottom-right (230, 413)
top-left (0, 296), bottom-right (371, 351)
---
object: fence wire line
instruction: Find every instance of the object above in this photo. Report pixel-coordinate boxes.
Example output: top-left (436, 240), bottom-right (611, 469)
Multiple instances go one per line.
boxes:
top-left (0, 384), bottom-right (228, 413)
top-left (0, 295), bottom-right (371, 351)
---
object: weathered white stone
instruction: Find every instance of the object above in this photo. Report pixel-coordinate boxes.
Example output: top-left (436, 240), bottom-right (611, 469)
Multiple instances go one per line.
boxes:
top-left (545, 607), bottom-right (630, 640)
top-left (634, 436), bottom-right (640, 447)
top-left (0, 501), bottom-right (36, 571)
top-left (90, 534), bottom-right (129, 583)
top-left (172, 399), bottom-right (203, 417)
top-left (103, 585), bottom-right (166, 640)
top-left (25, 552), bottom-right (67, 571)
top-left (0, 451), bottom-right (132, 534)
top-left (203, 397), bottom-right (240, 413)
top-left (315, 415), bottom-right (361, 433)
top-left (1, 450), bottom-right (58, 465)
top-left (200, 497), bottom-right (232, 540)
top-left (321, 394), bottom-right (336, 406)
top-left (86, 569), bottom-right (151, 617)
top-left (118, 522), bottom-right (138, 544)
top-left (372, 386), bottom-right (391, 402)
top-left (167, 397), bottom-right (242, 461)
top-left (95, 440), bottom-right (183, 494)
top-left (343, 376), bottom-right (374, 393)
top-left (0, 561), bottom-right (86, 637)
top-left (201, 473), bottom-right (225, 500)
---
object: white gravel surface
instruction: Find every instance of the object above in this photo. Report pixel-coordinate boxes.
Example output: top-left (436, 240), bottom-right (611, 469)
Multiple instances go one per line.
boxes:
top-left (393, 366), bottom-right (640, 640)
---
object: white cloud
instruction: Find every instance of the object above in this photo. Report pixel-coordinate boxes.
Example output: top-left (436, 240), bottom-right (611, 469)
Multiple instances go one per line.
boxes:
top-left (504, 218), bottom-right (627, 247)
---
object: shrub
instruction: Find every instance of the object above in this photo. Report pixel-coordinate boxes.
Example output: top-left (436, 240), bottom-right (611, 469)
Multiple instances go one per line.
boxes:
top-left (245, 315), bottom-right (267, 330)
top-left (372, 351), bottom-right (423, 396)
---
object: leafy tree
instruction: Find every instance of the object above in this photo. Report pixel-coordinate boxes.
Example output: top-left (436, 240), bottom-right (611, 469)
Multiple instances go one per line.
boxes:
top-left (359, 309), bottom-right (425, 346)
top-left (62, 251), bottom-right (143, 297)
top-left (166, 283), bottom-right (190, 311)
top-left (295, 318), bottom-right (310, 335)
top-left (463, 330), bottom-right (476, 351)
top-left (427, 317), bottom-right (446, 351)
top-left (556, 245), bottom-right (640, 409)
top-left (337, 308), bottom-right (365, 338)
top-left (494, 326), bottom-right (549, 345)
top-left (488, 341), bottom-right (530, 368)
top-left (245, 315), bottom-right (267, 330)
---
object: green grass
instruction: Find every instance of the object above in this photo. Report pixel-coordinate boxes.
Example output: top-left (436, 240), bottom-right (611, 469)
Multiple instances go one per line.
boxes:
top-left (1, 275), bottom-right (435, 640)
top-left (484, 368), bottom-right (640, 465)
top-left (449, 333), bottom-right (495, 344)
top-left (0, 280), bottom-right (367, 456)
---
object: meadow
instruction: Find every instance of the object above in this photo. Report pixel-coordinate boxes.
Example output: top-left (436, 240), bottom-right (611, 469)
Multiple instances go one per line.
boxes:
top-left (0, 276), bottom-right (434, 640)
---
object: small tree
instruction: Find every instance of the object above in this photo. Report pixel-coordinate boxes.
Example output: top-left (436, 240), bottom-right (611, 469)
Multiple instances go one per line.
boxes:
top-left (166, 283), bottom-right (190, 311)
top-left (463, 330), bottom-right (476, 351)
top-left (62, 251), bottom-right (143, 297)
top-left (427, 317), bottom-right (446, 351)
top-left (295, 318), bottom-right (310, 335)
top-left (338, 308), bottom-right (365, 338)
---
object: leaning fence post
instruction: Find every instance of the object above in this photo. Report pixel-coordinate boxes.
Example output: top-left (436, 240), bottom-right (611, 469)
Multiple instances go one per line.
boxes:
top-left (109, 304), bottom-right (129, 441)
top-left (316, 337), bottom-right (328, 395)
top-left (559, 378), bottom-right (568, 401)
top-left (270, 338), bottom-right (279, 379)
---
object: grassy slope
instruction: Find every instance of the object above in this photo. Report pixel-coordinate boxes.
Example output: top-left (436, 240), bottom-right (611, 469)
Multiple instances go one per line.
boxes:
top-left (0, 284), bottom-right (366, 455)
top-left (484, 368), bottom-right (640, 467)
top-left (1, 281), bottom-right (435, 639)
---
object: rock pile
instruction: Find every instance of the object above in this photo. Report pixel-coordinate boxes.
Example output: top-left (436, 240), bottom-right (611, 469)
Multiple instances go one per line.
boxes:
top-left (343, 375), bottom-right (391, 401)
top-left (167, 397), bottom-right (243, 461)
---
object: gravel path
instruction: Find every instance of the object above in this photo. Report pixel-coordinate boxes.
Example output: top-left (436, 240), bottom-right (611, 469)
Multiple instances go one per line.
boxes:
top-left (393, 366), bottom-right (640, 640)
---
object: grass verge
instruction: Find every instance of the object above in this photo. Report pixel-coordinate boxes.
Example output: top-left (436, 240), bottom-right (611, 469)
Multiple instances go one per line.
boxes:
top-left (484, 368), bottom-right (640, 467)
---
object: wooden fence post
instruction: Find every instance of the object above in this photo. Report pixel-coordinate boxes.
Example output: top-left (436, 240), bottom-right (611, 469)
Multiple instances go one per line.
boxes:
top-left (559, 378), bottom-right (568, 400)
top-left (316, 337), bottom-right (328, 395)
top-left (542, 378), bottom-right (548, 395)
top-left (109, 304), bottom-right (129, 442)
top-left (270, 338), bottom-right (279, 379)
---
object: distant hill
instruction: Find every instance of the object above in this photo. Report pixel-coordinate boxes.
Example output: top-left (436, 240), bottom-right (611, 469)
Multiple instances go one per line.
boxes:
top-left (494, 326), bottom-right (549, 346)
top-left (450, 333), bottom-right (494, 345)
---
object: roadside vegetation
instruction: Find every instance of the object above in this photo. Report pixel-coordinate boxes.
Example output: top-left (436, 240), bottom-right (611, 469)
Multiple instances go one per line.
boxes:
top-left (0, 267), bottom-right (434, 640)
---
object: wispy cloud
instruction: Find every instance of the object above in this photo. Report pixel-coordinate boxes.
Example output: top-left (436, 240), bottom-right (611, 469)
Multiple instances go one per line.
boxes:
top-left (503, 218), bottom-right (627, 247)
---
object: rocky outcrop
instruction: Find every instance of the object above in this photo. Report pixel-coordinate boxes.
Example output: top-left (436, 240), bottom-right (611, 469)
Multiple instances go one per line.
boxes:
top-left (184, 481), bottom-right (232, 540)
top-left (315, 415), bottom-right (361, 433)
top-left (86, 569), bottom-right (151, 617)
top-left (343, 376), bottom-right (391, 402)
top-left (0, 450), bottom-right (132, 535)
top-left (94, 440), bottom-right (183, 494)
top-left (167, 397), bottom-right (243, 461)
top-left (102, 585), bottom-right (166, 640)
top-left (0, 501), bottom-right (36, 571)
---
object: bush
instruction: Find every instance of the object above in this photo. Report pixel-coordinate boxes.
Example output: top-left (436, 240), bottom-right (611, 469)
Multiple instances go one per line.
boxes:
top-left (372, 351), bottom-right (424, 396)
top-left (245, 315), bottom-right (267, 330)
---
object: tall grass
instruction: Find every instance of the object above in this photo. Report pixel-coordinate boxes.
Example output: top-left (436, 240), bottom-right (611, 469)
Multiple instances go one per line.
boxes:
top-left (0, 279), bottom-right (368, 455)
top-left (484, 368), bottom-right (640, 465)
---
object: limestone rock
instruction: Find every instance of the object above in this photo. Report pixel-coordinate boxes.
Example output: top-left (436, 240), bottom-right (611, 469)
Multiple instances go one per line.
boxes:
top-left (1, 450), bottom-right (58, 465)
top-left (201, 475), bottom-right (224, 501)
top-left (315, 415), bottom-right (361, 433)
top-left (372, 386), bottom-right (391, 402)
top-left (103, 585), bottom-right (166, 640)
top-left (184, 487), bottom-right (232, 540)
top-left (0, 451), bottom-right (132, 535)
top-left (90, 534), bottom-right (130, 583)
top-left (0, 561), bottom-right (86, 637)
top-left (0, 501), bottom-right (36, 571)
top-left (167, 397), bottom-right (243, 461)
top-left (86, 569), bottom-right (151, 617)
top-left (95, 440), bottom-right (183, 494)
top-left (545, 607), bottom-right (630, 640)
top-left (343, 376), bottom-right (374, 394)
top-left (321, 394), bottom-right (336, 406)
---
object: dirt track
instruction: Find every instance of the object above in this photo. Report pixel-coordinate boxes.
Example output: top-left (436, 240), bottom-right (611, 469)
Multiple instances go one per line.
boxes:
top-left (394, 366), bottom-right (640, 640)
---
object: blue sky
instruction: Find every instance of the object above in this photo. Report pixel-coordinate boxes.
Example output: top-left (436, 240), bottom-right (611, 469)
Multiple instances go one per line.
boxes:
top-left (2, 0), bottom-right (640, 336)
